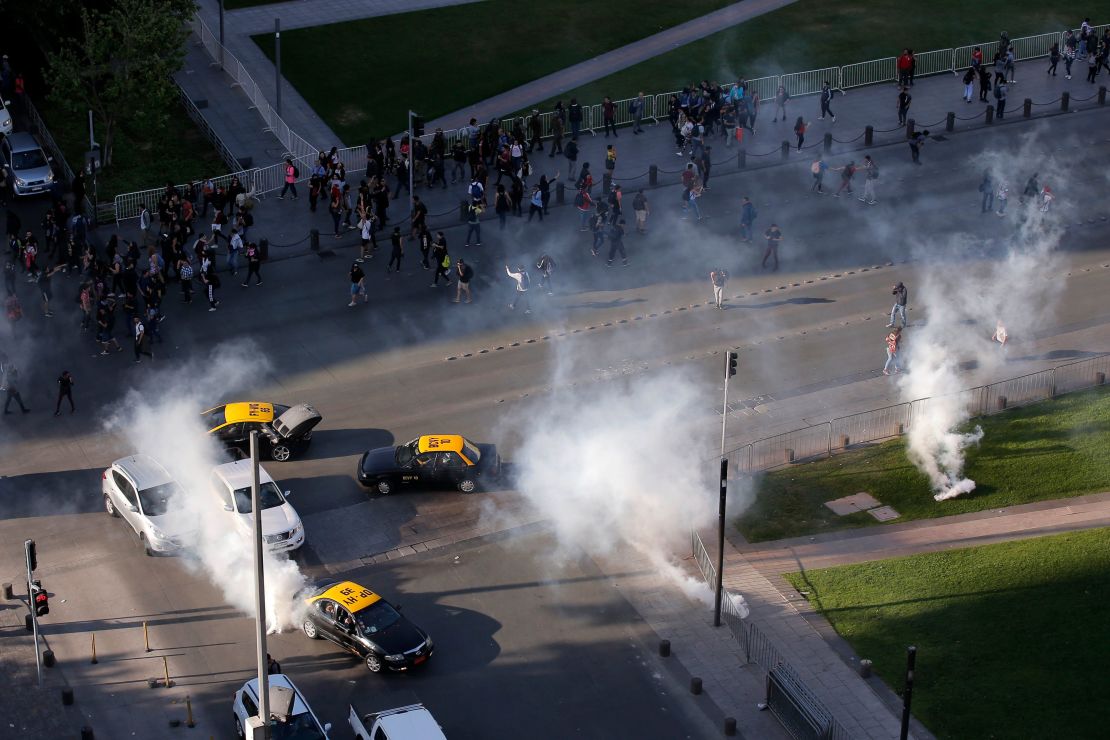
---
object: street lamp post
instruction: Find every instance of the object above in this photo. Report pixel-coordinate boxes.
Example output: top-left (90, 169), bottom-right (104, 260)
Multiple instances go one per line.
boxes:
top-left (274, 19), bottom-right (282, 116)
top-left (250, 431), bottom-right (270, 739)
top-left (714, 351), bottom-right (738, 627)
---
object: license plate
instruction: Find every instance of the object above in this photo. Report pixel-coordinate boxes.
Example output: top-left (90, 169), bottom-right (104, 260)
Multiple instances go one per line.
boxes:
top-left (414, 655), bottom-right (426, 665)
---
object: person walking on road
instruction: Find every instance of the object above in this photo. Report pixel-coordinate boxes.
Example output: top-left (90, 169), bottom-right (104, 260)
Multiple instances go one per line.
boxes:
top-left (888, 281), bottom-right (908, 328)
top-left (962, 67), bottom-right (976, 103)
top-left (431, 235), bottom-right (452, 287)
top-left (818, 81), bottom-right (836, 121)
top-left (536, 254), bottom-right (555, 295)
top-left (794, 116), bottom-right (808, 151)
top-left (908, 129), bottom-right (928, 164)
top-left (632, 190), bottom-right (649, 234)
top-left (348, 262), bottom-right (368, 306)
top-left (1020, 173), bottom-right (1040, 205)
top-left (1, 360), bottom-right (29, 414)
top-left (883, 327), bottom-right (903, 375)
top-left (505, 264), bottom-right (531, 314)
top-left (996, 181), bottom-right (1009, 215)
top-left (132, 316), bottom-right (153, 363)
top-left (710, 268), bottom-right (728, 309)
top-left (858, 155), bottom-right (878, 204)
top-left (896, 87), bottom-right (912, 126)
top-left (739, 197), bottom-right (756, 242)
top-left (772, 85), bottom-right (790, 122)
top-left (833, 160), bottom-right (856, 197)
top-left (453, 258), bottom-right (473, 303)
top-left (464, 201), bottom-right (483, 247)
top-left (278, 158), bottom-right (298, 200)
top-left (762, 224), bottom-right (782, 271)
top-left (607, 220), bottom-right (629, 266)
top-left (387, 227), bottom-right (403, 275)
top-left (54, 370), bottom-right (74, 415)
top-left (979, 171), bottom-right (994, 213)
top-left (811, 154), bottom-right (828, 193)
top-left (994, 80), bottom-right (1008, 118)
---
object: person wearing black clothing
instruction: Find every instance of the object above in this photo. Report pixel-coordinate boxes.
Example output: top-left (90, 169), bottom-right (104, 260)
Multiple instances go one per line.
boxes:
top-left (606, 219), bottom-right (628, 267)
top-left (2, 361), bottom-right (29, 414)
top-left (55, 370), bottom-right (75, 415)
top-left (896, 87), bottom-right (912, 126)
top-left (527, 111), bottom-right (543, 152)
top-left (430, 236), bottom-right (451, 287)
top-left (387, 228), bottom-right (403, 274)
top-left (568, 98), bottom-right (583, 141)
top-left (908, 130), bottom-right (928, 164)
top-left (819, 82), bottom-right (836, 121)
top-left (888, 282), bottom-right (909, 328)
top-left (242, 242), bottom-right (262, 286)
top-left (418, 226), bottom-right (432, 270)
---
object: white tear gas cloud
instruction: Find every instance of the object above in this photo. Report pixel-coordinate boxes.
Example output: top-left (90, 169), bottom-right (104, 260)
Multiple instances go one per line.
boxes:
top-left (897, 130), bottom-right (1068, 501)
top-left (104, 344), bottom-right (309, 632)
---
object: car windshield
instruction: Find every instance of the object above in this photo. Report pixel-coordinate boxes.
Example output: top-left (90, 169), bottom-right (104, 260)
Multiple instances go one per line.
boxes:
top-left (269, 712), bottom-right (326, 740)
top-left (396, 442), bottom-right (416, 466)
top-left (201, 407), bottom-right (226, 429)
top-left (12, 149), bottom-right (48, 170)
top-left (232, 481), bottom-right (285, 513)
top-left (138, 482), bottom-right (182, 516)
top-left (353, 600), bottom-right (402, 635)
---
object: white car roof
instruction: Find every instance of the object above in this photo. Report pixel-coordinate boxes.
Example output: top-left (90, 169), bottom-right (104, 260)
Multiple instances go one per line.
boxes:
top-left (212, 459), bottom-right (276, 489)
top-left (378, 706), bottom-right (448, 739)
top-left (243, 674), bottom-right (311, 717)
top-left (112, 454), bottom-right (174, 490)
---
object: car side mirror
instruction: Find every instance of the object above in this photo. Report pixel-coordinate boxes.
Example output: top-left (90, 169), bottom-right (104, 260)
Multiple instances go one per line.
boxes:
top-left (395, 604), bottom-right (403, 611)
top-left (47, 156), bottom-right (54, 163)
top-left (128, 504), bottom-right (139, 513)
top-left (223, 504), bottom-right (234, 512)
top-left (323, 723), bottom-right (332, 733)
top-left (283, 490), bottom-right (291, 497)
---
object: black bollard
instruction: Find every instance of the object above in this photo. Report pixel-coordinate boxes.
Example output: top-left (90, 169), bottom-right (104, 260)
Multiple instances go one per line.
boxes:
top-left (649, 164), bottom-right (658, 186)
top-left (25, 614), bottom-right (32, 632)
top-left (258, 238), bottom-right (269, 261)
top-left (946, 112), bottom-right (955, 132)
top-left (1061, 91), bottom-right (1069, 111)
top-left (724, 717), bottom-right (737, 736)
top-left (555, 181), bottom-right (565, 205)
top-left (43, 649), bottom-right (56, 668)
top-left (985, 104), bottom-right (995, 123)
top-left (2, 582), bottom-right (11, 600)
top-left (309, 228), bottom-right (319, 251)
top-left (905, 118), bottom-right (915, 139)
top-left (1100, 86), bottom-right (1107, 105)
top-left (780, 141), bottom-right (790, 160)
top-left (822, 132), bottom-right (832, 152)
top-left (659, 639), bottom-right (671, 657)
top-left (62, 687), bottom-right (75, 706)
top-left (690, 677), bottom-right (703, 695)
top-left (737, 148), bottom-right (746, 169)
top-left (1023, 98), bottom-right (1032, 117)
top-left (864, 125), bottom-right (874, 146)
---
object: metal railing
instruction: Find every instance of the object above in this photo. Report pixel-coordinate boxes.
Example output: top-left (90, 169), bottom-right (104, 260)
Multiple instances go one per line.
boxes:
top-left (22, 95), bottom-right (98, 220)
top-left (729, 353), bottom-right (1110, 474)
top-left (111, 20), bottom-right (1104, 222)
top-left (690, 530), bottom-right (852, 740)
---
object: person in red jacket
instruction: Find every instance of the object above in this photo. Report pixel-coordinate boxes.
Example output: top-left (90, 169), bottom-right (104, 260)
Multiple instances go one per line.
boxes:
top-left (897, 50), bottom-right (912, 87)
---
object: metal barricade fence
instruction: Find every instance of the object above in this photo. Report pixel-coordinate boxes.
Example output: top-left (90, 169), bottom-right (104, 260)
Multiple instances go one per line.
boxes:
top-left (954, 40), bottom-right (999, 71)
top-left (1009, 31), bottom-right (1062, 61)
top-left (912, 48), bottom-right (955, 78)
top-left (780, 66), bottom-right (840, 96)
top-left (980, 368), bottom-right (1056, 412)
top-left (749, 422), bottom-right (831, 471)
top-left (1054, 354), bottom-right (1110, 394)
top-left (841, 57), bottom-right (897, 89)
top-left (745, 75), bottom-right (780, 105)
top-left (690, 529), bottom-right (717, 588)
top-left (830, 402), bottom-right (911, 450)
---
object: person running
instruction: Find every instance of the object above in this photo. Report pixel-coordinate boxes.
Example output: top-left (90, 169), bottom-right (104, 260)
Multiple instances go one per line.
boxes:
top-left (54, 370), bottom-right (75, 415)
top-left (505, 264), bottom-right (531, 314)
top-left (348, 262), bottom-right (367, 306)
top-left (762, 224), bottom-right (782, 271)
top-left (453, 258), bottom-right (473, 304)
top-left (710, 268), bottom-right (728, 309)
top-left (883, 327), bottom-right (902, 375)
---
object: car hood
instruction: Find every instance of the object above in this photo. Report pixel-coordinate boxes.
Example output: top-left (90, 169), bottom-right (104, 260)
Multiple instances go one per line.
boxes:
top-left (367, 616), bottom-right (427, 655)
top-left (361, 446), bottom-right (399, 473)
top-left (146, 511), bottom-right (193, 538)
top-left (238, 504), bottom-right (300, 536)
top-left (13, 162), bottom-right (52, 182)
top-left (273, 404), bottom-right (322, 440)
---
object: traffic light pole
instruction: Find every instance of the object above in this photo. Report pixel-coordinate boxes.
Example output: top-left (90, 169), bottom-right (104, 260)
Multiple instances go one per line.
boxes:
top-left (24, 539), bottom-right (42, 688)
top-left (250, 432), bottom-right (270, 739)
top-left (714, 352), bottom-right (737, 627)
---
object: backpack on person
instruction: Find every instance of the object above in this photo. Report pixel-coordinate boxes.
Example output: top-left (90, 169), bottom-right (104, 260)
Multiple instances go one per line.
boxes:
top-left (573, 191), bottom-right (585, 207)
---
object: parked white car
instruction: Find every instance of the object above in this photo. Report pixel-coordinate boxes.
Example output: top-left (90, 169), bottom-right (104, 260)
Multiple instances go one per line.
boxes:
top-left (0, 97), bottom-right (12, 135)
top-left (233, 673), bottom-right (331, 739)
top-left (349, 702), bottom-right (447, 740)
top-left (102, 454), bottom-right (189, 556)
top-left (210, 460), bottom-right (304, 552)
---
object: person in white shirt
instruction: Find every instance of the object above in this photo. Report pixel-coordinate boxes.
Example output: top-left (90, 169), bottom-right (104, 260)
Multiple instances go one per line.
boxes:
top-left (228, 228), bottom-right (243, 276)
top-left (505, 264), bottom-right (531, 314)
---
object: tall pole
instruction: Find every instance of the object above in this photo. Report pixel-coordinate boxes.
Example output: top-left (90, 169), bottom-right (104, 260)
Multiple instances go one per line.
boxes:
top-left (219, 0), bottom-right (226, 71)
top-left (407, 110), bottom-right (415, 220)
top-left (25, 540), bottom-right (42, 688)
top-left (720, 356), bottom-right (730, 459)
top-left (713, 458), bottom-right (727, 627)
top-left (250, 432), bottom-right (270, 738)
top-left (274, 19), bottom-right (282, 116)
top-left (900, 645), bottom-right (916, 740)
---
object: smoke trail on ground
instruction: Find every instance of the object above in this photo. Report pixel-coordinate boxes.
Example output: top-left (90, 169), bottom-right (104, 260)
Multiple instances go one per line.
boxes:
top-left (104, 345), bottom-right (309, 632)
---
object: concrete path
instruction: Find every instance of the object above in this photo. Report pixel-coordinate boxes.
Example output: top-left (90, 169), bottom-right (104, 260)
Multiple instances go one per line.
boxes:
top-left (738, 491), bottom-right (1110, 575)
top-left (425, 0), bottom-right (798, 131)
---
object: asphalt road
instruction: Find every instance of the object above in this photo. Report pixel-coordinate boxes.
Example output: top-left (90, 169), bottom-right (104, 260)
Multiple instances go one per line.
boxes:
top-left (2, 106), bottom-right (1109, 739)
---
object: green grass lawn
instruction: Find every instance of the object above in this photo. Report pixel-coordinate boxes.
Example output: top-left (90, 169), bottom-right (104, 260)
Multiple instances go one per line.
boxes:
top-left (251, 0), bottom-right (738, 143)
top-left (542, 0), bottom-right (1092, 113)
top-left (737, 386), bottom-right (1110, 542)
top-left (38, 100), bottom-right (227, 202)
top-left (784, 528), bottom-right (1110, 739)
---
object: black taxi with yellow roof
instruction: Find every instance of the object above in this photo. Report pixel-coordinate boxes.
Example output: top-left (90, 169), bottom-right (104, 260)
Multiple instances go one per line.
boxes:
top-left (356, 434), bottom-right (501, 496)
top-left (202, 401), bottom-right (322, 461)
top-left (301, 580), bottom-right (433, 673)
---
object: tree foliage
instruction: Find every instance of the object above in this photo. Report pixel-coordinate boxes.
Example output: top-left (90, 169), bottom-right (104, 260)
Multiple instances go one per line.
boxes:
top-left (45, 0), bottom-right (197, 166)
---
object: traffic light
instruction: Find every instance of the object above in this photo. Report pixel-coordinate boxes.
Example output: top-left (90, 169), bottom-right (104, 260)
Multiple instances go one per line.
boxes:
top-left (727, 351), bottom-right (739, 378)
top-left (25, 540), bottom-right (37, 572)
top-left (412, 115), bottom-right (425, 137)
top-left (31, 581), bottom-right (48, 617)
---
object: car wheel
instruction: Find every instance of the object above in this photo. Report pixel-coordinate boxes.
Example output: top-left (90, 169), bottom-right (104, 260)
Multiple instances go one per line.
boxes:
top-left (375, 479), bottom-right (392, 496)
top-left (104, 494), bottom-right (119, 517)
top-left (302, 619), bottom-right (319, 639)
top-left (140, 534), bottom-right (154, 557)
top-left (364, 653), bottom-right (383, 673)
top-left (458, 478), bottom-right (478, 494)
top-left (270, 444), bottom-right (292, 462)
top-left (235, 716), bottom-right (244, 739)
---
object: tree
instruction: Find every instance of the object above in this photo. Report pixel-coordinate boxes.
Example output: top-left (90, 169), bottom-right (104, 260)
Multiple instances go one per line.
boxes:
top-left (44, 0), bottom-right (197, 167)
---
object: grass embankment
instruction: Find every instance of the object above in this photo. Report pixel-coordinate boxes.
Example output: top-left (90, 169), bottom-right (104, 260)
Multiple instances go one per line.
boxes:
top-left (738, 386), bottom-right (1110, 542)
top-left (784, 527), bottom-right (1110, 739)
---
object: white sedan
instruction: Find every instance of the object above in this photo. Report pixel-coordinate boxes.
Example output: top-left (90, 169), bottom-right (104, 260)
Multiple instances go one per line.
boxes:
top-left (210, 460), bottom-right (304, 552)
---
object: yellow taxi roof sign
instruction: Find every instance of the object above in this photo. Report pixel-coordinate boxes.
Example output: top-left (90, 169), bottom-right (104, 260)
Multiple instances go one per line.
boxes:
top-left (417, 435), bottom-right (464, 454)
top-left (307, 581), bottom-right (381, 612)
top-left (224, 402), bottom-right (275, 424)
